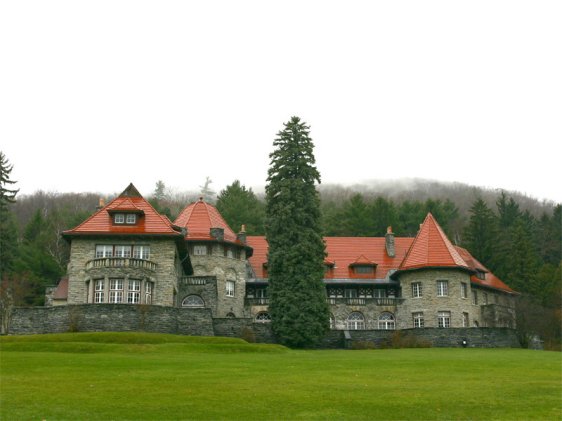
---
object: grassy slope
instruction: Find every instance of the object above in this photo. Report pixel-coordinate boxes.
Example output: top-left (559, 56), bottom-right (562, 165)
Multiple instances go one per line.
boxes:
top-left (1, 333), bottom-right (560, 420)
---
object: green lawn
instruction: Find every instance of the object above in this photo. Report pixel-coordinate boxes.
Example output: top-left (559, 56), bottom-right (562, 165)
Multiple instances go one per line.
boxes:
top-left (1, 333), bottom-right (560, 420)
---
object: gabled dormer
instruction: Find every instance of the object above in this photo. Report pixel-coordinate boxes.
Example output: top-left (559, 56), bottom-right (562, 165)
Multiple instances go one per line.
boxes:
top-left (349, 255), bottom-right (377, 277)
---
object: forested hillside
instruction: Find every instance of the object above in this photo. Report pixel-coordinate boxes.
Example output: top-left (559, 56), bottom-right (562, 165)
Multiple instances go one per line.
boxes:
top-left (1, 171), bottom-right (560, 347)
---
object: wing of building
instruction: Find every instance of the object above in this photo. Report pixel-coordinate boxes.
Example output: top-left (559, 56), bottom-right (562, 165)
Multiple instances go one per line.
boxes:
top-left (49, 183), bottom-right (517, 332)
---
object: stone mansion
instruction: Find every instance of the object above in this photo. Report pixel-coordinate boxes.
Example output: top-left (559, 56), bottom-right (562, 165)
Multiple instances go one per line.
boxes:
top-left (46, 182), bottom-right (517, 335)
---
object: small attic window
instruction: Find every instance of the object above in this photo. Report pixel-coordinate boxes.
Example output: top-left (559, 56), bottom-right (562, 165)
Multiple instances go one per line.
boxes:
top-left (476, 269), bottom-right (486, 280)
top-left (354, 265), bottom-right (375, 275)
top-left (114, 213), bottom-right (137, 225)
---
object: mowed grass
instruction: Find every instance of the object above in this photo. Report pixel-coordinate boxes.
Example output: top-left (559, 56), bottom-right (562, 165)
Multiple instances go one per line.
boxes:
top-left (1, 333), bottom-right (560, 420)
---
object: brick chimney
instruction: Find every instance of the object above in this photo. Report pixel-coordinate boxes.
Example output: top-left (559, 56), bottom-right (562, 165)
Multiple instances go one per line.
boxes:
top-left (385, 226), bottom-right (395, 257)
top-left (96, 197), bottom-right (105, 210)
top-left (237, 224), bottom-right (247, 244)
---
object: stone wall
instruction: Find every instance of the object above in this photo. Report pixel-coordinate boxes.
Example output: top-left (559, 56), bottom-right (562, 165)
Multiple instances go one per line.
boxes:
top-left (6, 305), bottom-right (214, 336)
top-left (5, 306), bottom-right (519, 349)
top-left (344, 327), bottom-right (520, 348)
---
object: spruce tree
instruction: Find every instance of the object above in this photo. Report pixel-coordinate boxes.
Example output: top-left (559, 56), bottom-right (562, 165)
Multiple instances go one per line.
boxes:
top-left (464, 198), bottom-right (498, 268)
top-left (0, 152), bottom-right (19, 279)
top-left (216, 180), bottom-right (265, 235)
top-left (265, 116), bottom-right (329, 348)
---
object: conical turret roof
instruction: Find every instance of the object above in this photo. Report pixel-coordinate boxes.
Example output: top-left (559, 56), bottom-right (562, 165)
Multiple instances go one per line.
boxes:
top-left (399, 213), bottom-right (471, 271)
top-left (174, 198), bottom-right (238, 242)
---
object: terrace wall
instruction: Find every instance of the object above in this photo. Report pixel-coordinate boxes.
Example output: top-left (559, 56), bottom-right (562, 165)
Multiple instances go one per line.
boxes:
top-left (4, 306), bottom-right (519, 348)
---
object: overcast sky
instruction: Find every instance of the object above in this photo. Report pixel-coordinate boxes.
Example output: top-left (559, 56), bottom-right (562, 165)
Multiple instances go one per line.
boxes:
top-left (1, 1), bottom-right (560, 203)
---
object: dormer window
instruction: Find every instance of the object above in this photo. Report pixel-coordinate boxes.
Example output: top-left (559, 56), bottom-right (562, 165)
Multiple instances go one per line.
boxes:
top-left (349, 255), bottom-right (376, 276)
top-left (113, 213), bottom-right (138, 225)
top-left (354, 265), bottom-right (374, 275)
top-left (476, 270), bottom-right (486, 280)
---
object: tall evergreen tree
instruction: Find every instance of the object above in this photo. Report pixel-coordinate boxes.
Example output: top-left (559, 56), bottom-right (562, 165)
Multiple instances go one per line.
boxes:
top-left (0, 152), bottom-right (19, 212)
top-left (341, 193), bottom-right (372, 236)
top-left (369, 196), bottom-right (398, 236)
top-left (216, 180), bottom-right (265, 235)
top-left (0, 152), bottom-right (19, 279)
top-left (265, 116), bottom-right (329, 348)
top-left (464, 198), bottom-right (498, 268)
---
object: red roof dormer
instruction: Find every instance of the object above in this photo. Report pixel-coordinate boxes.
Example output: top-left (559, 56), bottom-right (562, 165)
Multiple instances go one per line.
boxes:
top-left (62, 183), bottom-right (180, 237)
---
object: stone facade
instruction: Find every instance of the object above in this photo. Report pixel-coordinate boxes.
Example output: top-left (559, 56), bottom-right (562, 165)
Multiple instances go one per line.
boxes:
top-left (187, 242), bottom-right (248, 318)
top-left (395, 269), bottom-right (476, 329)
top-left (66, 238), bottom-right (181, 307)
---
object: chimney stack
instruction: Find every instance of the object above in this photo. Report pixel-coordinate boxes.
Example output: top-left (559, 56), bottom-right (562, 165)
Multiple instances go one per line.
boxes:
top-left (237, 224), bottom-right (247, 244)
top-left (96, 198), bottom-right (105, 210)
top-left (385, 226), bottom-right (395, 257)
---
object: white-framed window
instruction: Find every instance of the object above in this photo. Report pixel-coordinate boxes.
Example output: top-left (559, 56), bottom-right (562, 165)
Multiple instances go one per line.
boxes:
top-left (114, 245), bottom-right (132, 258)
top-left (345, 288), bottom-right (358, 298)
top-left (114, 213), bottom-right (125, 224)
top-left (145, 281), bottom-right (153, 304)
top-left (133, 246), bottom-right (150, 260)
top-left (462, 312), bottom-right (469, 327)
top-left (226, 248), bottom-right (234, 258)
top-left (437, 280), bottom-right (448, 297)
top-left (413, 312), bottom-right (424, 328)
top-left (346, 312), bottom-right (365, 330)
top-left (461, 282), bottom-right (468, 299)
top-left (95, 245), bottom-right (113, 258)
top-left (330, 314), bottom-right (335, 330)
top-left (472, 290), bottom-right (478, 305)
top-left (226, 280), bottom-right (235, 297)
top-left (193, 245), bottom-right (207, 256)
top-left (412, 282), bottom-right (422, 298)
top-left (438, 311), bottom-right (451, 328)
top-left (255, 312), bottom-right (271, 323)
top-left (182, 295), bottom-right (205, 307)
top-left (94, 279), bottom-right (105, 303)
top-left (126, 214), bottom-right (136, 224)
top-left (378, 312), bottom-right (395, 330)
top-left (127, 280), bottom-right (141, 304)
top-left (483, 292), bottom-right (488, 305)
top-left (109, 279), bottom-right (124, 303)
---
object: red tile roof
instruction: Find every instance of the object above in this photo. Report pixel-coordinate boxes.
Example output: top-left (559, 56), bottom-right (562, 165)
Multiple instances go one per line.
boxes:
top-left (174, 198), bottom-right (238, 243)
top-left (246, 236), bottom-right (414, 280)
top-left (399, 213), bottom-right (470, 271)
top-left (53, 277), bottom-right (68, 300)
top-left (455, 246), bottom-right (516, 293)
top-left (63, 183), bottom-right (181, 237)
top-left (350, 254), bottom-right (378, 266)
top-left (246, 215), bottom-right (514, 293)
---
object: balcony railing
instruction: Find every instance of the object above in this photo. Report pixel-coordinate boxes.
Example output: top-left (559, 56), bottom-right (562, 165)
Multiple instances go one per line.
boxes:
top-left (245, 297), bottom-right (270, 306)
top-left (326, 297), bottom-right (403, 306)
top-left (85, 258), bottom-right (157, 272)
top-left (181, 276), bottom-right (216, 285)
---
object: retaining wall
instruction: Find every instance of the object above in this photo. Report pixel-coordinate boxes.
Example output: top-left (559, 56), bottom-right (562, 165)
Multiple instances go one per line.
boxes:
top-left (4, 306), bottom-right (519, 348)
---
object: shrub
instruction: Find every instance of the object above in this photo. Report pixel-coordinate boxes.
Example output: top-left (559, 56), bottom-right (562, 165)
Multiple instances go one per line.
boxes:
top-left (240, 327), bottom-right (256, 343)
